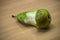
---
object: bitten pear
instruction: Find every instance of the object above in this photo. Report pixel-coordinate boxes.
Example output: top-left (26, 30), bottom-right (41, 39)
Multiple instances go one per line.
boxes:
top-left (15, 9), bottom-right (51, 29)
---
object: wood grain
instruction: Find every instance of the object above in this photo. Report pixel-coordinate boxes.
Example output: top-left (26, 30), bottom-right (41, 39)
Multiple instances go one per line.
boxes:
top-left (0, 0), bottom-right (60, 40)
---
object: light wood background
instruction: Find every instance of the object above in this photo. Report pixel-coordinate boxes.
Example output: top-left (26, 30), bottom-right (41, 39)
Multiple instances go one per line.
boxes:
top-left (0, 0), bottom-right (60, 40)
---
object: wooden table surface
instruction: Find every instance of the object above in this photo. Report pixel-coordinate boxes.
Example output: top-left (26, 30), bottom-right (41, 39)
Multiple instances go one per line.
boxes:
top-left (0, 0), bottom-right (60, 40)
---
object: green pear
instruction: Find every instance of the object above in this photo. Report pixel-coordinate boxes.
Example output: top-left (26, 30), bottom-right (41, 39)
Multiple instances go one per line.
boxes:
top-left (15, 9), bottom-right (51, 30)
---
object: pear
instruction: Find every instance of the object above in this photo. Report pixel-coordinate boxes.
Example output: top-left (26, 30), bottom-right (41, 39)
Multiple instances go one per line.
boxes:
top-left (15, 9), bottom-right (51, 30)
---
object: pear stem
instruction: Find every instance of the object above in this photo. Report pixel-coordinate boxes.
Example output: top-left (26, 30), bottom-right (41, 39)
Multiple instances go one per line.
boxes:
top-left (12, 15), bottom-right (16, 18)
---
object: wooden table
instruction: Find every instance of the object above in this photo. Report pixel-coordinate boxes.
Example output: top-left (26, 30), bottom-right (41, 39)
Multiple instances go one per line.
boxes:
top-left (0, 0), bottom-right (60, 40)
